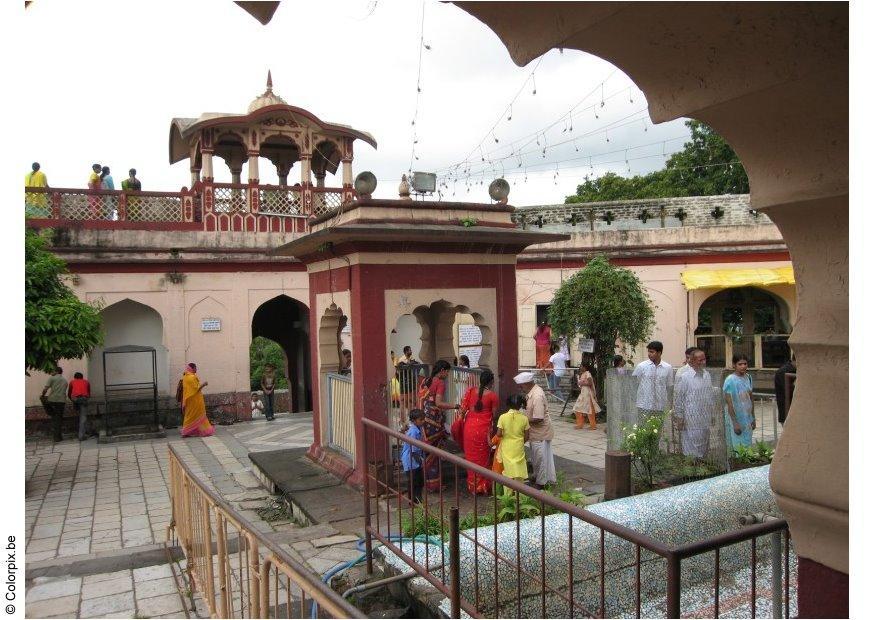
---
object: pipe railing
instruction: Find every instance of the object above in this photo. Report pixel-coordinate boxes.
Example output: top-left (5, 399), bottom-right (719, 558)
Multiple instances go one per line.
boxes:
top-left (361, 417), bottom-right (793, 619)
top-left (167, 444), bottom-right (364, 619)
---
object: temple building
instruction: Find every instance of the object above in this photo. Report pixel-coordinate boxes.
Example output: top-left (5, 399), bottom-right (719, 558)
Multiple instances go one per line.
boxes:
top-left (24, 77), bottom-right (795, 421)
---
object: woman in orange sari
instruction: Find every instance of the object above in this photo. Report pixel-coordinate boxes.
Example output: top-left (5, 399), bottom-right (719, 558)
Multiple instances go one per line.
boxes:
top-left (534, 322), bottom-right (552, 368)
top-left (180, 363), bottom-right (215, 438)
top-left (461, 370), bottom-right (499, 494)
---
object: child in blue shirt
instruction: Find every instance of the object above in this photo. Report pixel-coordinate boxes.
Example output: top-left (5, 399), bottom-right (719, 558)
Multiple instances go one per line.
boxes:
top-left (401, 409), bottom-right (426, 504)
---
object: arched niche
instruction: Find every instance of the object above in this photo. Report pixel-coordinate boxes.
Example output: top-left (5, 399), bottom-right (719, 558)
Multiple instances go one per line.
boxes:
top-left (260, 134), bottom-right (301, 186)
top-left (390, 314), bottom-right (423, 362)
top-left (312, 139), bottom-right (341, 186)
top-left (410, 300), bottom-right (493, 368)
top-left (251, 295), bottom-right (311, 412)
top-left (317, 303), bottom-right (348, 374)
top-left (88, 299), bottom-right (169, 397)
top-left (214, 131), bottom-right (247, 182)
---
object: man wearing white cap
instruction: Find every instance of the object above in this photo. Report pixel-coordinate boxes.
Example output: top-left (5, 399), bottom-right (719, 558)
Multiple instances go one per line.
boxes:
top-left (514, 371), bottom-right (556, 489)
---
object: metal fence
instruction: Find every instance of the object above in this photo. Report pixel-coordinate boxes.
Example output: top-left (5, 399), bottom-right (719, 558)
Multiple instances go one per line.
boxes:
top-left (327, 373), bottom-right (356, 459)
top-left (389, 363), bottom-right (430, 429)
top-left (167, 445), bottom-right (363, 618)
top-left (445, 366), bottom-right (483, 425)
top-left (361, 417), bottom-right (794, 619)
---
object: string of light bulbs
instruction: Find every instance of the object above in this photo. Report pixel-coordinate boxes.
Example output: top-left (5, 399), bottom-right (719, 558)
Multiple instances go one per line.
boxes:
top-left (439, 109), bottom-right (659, 185)
top-left (407, 0), bottom-right (428, 173)
top-left (435, 69), bottom-right (629, 174)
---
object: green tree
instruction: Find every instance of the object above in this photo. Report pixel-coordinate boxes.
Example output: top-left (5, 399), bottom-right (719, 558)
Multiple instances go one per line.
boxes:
top-left (547, 256), bottom-right (655, 401)
top-left (249, 336), bottom-right (288, 391)
top-left (25, 228), bottom-right (103, 374)
top-left (566, 120), bottom-right (749, 203)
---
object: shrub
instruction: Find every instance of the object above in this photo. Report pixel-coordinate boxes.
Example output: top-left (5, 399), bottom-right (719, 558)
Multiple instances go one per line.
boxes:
top-left (621, 413), bottom-right (665, 488)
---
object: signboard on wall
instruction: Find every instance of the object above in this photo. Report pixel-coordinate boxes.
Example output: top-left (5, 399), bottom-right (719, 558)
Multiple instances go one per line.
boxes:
top-left (459, 346), bottom-right (482, 367)
top-left (201, 318), bottom-right (222, 332)
top-left (578, 338), bottom-right (595, 353)
top-left (458, 324), bottom-right (482, 346)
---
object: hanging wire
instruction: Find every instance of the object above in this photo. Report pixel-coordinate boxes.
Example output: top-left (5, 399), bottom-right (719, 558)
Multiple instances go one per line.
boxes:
top-left (407, 0), bottom-right (427, 173)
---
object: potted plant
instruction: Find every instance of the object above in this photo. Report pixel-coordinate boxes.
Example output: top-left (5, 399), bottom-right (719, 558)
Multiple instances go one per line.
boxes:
top-left (710, 206), bottom-right (725, 221)
top-left (674, 207), bottom-right (688, 223)
top-left (602, 211), bottom-right (616, 225)
top-left (638, 208), bottom-right (652, 223)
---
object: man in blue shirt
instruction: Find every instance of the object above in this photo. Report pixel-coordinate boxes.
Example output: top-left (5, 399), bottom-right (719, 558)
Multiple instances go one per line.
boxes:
top-left (401, 409), bottom-right (426, 504)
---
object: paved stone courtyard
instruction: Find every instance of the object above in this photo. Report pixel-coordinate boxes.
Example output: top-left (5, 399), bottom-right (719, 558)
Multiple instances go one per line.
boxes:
top-left (23, 408), bottom-right (608, 618)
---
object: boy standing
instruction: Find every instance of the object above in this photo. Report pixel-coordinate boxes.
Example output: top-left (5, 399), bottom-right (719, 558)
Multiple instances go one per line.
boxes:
top-left (261, 364), bottom-right (276, 421)
top-left (401, 409), bottom-right (426, 504)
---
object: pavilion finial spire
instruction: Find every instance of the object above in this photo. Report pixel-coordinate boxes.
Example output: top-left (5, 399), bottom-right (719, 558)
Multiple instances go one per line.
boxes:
top-left (266, 70), bottom-right (273, 93)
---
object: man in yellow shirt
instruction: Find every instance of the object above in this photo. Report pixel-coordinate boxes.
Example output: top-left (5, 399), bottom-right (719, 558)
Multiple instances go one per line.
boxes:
top-left (88, 163), bottom-right (102, 218)
top-left (25, 162), bottom-right (49, 216)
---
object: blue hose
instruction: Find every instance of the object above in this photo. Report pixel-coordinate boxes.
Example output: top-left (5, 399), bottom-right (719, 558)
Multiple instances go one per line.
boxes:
top-left (310, 534), bottom-right (446, 618)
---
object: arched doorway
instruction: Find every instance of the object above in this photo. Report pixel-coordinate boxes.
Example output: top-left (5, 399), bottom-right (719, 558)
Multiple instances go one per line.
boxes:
top-left (251, 295), bottom-right (311, 412)
top-left (694, 286), bottom-right (792, 368)
top-left (88, 299), bottom-right (169, 397)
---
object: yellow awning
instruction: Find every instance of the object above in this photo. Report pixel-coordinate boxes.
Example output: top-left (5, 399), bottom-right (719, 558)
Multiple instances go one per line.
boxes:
top-left (681, 267), bottom-right (795, 291)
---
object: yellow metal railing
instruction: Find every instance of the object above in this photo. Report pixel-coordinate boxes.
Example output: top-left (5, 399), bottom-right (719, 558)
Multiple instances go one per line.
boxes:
top-left (167, 445), bottom-right (363, 618)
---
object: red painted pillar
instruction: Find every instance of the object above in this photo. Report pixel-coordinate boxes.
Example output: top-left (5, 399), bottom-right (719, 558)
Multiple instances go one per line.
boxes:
top-left (495, 263), bottom-right (520, 402)
top-left (348, 264), bottom-right (390, 486)
top-left (797, 557), bottom-right (848, 618)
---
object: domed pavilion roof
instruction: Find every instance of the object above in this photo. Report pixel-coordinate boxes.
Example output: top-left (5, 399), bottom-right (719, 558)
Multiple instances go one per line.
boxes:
top-left (247, 71), bottom-right (287, 113)
top-left (168, 72), bottom-right (377, 165)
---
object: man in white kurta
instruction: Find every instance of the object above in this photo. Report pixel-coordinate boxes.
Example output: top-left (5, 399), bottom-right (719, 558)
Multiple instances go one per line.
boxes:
top-left (673, 349), bottom-right (715, 458)
top-left (515, 371), bottom-right (556, 489)
top-left (632, 341), bottom-right (674, 419)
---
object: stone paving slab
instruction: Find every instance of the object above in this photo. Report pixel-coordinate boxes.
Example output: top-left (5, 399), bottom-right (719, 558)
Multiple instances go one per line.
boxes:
top-left (25, 409), bottom-right (610, 617)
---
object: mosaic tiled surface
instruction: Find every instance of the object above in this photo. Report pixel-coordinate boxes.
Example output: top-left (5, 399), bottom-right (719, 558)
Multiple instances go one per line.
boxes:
top-left (376, 466), bottom-right (794, 618)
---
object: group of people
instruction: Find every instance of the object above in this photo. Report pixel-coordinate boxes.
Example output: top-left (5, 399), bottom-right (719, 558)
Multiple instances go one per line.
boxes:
top-left (632, 340), bottom-right (782, 460)
top-left (401, 365), bottom-right (558, 503)
top-left (23, 162), bottom-right (143, 219)
top-left (39, 367), bottom-right (92, 442)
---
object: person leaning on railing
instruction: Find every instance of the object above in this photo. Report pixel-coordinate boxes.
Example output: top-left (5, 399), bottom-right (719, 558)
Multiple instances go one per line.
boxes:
top-left (121, 168), bottom-right (142, 219)
top-left (25, 162), bottom-right (49, 216)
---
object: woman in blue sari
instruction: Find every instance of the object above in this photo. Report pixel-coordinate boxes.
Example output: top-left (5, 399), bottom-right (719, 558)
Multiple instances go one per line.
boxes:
top-left (723, 353), bottom-right (755, 449)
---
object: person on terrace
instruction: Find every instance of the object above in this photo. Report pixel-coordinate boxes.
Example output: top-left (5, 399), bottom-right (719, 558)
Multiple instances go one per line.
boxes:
top-left (260, 363), bottom-right (276, 421)
top-left (88, 163), bottom-right (102, 218)
top-left (25, 162), bottom-right (49, 216)
top-left (723, 353), bottom-right (755, 449)
top-left (460, 370), bottom-right (499, 494)
top-left (180, 363), bottom-right (215, 438)
top-left (632, 340), bottom-right (674, 420)
top-left (419, 360), bottom-right (460, 492)
top-left (122, 168), bottom-right (142, 219)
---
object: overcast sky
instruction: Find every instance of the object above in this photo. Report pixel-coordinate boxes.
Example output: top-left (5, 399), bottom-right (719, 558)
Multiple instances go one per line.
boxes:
top-left (22, 0), bottom-right (690, 206)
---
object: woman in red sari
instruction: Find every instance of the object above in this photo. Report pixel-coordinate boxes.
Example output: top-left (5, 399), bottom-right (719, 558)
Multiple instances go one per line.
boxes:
top-left (461, 370), bottom-right (499, 494)
top-left (420, 360), bottom-right (459, 492)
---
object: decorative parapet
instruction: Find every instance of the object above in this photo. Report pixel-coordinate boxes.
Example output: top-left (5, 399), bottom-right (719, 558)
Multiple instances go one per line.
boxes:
top-left (513, 194), bottom-right (763, 231)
